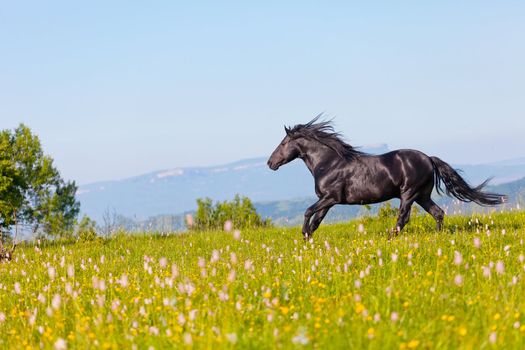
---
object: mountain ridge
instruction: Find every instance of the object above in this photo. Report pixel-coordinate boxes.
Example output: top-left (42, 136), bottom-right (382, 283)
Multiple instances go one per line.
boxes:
top-left (77, 144), bottom-right (525, 221)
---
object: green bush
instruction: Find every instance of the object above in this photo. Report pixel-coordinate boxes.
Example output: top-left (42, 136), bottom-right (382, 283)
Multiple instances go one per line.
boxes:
top-left (376, 201), bottom-right (421, 222)
top-left (77, 215), bottom-right (98, 242)
top-left (190, 194), bottom-right (270, 231)
top-left (377, 201), bottom-right (399, 219)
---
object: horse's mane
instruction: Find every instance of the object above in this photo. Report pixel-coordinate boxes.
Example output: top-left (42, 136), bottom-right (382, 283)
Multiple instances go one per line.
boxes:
top-left (286, 114), bottom-right (366, 160)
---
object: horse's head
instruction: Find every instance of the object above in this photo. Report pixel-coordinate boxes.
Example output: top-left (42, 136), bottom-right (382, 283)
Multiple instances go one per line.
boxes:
top-left (267, 126), bottom-right (302, 171)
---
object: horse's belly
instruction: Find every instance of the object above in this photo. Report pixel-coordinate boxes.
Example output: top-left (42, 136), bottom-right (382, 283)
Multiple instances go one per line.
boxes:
top-left (344, 179), bottom-right (399, 204)
top-left (346, 192), bottom-right (397, 205)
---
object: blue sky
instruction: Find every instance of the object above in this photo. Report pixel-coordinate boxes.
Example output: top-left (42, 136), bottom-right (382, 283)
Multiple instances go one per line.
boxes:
top-left (1, 1), bottom-right (524, 185)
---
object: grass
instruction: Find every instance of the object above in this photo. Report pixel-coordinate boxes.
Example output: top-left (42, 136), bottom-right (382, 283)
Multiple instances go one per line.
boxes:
top-left (1, 210), bottom-right (525, 349)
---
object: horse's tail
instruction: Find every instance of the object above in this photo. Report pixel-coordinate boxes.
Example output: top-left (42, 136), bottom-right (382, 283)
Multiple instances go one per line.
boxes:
top-left (430, 156), bottom-right (507, 206)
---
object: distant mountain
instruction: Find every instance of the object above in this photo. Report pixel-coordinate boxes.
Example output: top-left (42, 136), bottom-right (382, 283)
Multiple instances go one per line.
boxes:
top-left (453, 163), bottom-right (525, 185)
top-left (77, 145), bottom-right (525, 222)
top-left (78, 156), bottom-right (313, 221)
top-left (78, 145), bottom-right (388, 220)
top-left (112, 176), bottom-right (525, 232)
top-left (488, 176), bottom-right (525, 205)
top-left (488, 157), bottom-right (525, 167)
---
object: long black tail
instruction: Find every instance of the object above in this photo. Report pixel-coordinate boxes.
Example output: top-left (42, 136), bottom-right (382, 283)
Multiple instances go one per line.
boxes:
top-left (430, 156), bottom-right (507, 206)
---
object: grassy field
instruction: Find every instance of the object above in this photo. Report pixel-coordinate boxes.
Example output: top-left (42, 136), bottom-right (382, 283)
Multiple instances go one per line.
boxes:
top-left (1, 210), bottom-right (525, 349)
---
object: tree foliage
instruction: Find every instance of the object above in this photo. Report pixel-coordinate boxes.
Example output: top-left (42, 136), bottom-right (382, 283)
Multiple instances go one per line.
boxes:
top-left (190, 194), bottom-right (270, 231)
top-left (0, 124), bottom-right (80, 239)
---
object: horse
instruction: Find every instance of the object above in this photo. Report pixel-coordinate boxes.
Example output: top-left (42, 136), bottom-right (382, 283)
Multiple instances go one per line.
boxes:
top-left (267, 116), bottom-right (507, 239)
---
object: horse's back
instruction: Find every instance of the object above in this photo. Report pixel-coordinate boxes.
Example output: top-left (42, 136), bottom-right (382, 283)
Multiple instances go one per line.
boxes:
top-left (376, 149), bottom-right (435, 191)
top-left (355, 149), bottom-right (434, 195)
top-left (375, 149), bottom-right (433, 171)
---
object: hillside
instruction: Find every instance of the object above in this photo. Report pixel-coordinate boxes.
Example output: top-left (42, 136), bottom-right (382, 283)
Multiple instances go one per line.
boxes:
top-left (78, 146), bottom-right (389, 220)
top-left (77, 147), bottom-right (525, 222)
top-left (107, 177), bottom-right (524, 233)
top-left (488, 176), bottom-right (525, 204)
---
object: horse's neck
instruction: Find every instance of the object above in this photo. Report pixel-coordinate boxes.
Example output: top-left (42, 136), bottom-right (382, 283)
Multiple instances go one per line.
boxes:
top-left (301, 154), bottom-right (317, 175)
top-left (300, 144), bottom-right (344, 176)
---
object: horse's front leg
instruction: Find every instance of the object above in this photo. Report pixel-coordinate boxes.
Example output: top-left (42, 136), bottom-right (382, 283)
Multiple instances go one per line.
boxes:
top-left (302, 198), bottom-right (337, 240)
top-left (308, 207), bottom-right (331, 234)
top-left (302, 206), bottom-right (316, 240)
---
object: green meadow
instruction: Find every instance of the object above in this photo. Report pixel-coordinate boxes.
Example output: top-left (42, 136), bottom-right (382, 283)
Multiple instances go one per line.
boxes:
top-left (1, 210), bottom-right (525, 349)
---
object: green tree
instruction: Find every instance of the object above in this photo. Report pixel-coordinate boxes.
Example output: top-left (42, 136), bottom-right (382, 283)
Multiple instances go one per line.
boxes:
top-left (194, 198), bottom-right (214, 230)
top-left (191, 194), bottom-right (270, 231)
top-left (0, 124), bottom-right (80, 240)
top-left (0, 131), bottom-right (23, 229)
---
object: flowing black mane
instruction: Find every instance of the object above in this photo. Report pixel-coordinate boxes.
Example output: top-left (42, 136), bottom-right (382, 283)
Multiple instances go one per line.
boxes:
top-left (286, 115), bottom-right (365, 160)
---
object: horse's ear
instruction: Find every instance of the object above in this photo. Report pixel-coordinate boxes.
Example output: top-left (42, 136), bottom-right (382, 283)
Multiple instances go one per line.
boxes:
top-left (284, 126), bottom-right (291, 136)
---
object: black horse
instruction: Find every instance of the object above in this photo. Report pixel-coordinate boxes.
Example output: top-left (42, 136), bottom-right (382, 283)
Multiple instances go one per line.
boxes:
top-left (267, 116), bottom-right (507, 239)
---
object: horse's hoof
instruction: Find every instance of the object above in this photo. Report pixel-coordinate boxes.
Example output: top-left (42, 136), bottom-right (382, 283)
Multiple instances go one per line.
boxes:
top-left (388, 228), bottom-right (399, 240)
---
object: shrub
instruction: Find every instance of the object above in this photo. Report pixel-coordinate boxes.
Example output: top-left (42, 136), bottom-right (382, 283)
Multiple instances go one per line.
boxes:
top-left (190, 194), bottom-right (270, 231)
top-left (77, 215), bottom-right (98, 242)
top-left (377, 201), bottom-right (399, 219)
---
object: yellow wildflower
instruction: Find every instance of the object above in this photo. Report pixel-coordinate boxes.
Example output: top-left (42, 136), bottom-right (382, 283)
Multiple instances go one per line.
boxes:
top-left (407, 339), bottom-right (420, 348)
top-left (355, 302), bottom-right (365, 314)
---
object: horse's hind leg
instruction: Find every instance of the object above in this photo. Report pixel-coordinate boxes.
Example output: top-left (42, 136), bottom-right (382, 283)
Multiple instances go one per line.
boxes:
top-left (395, 199), bottom-right (414, 233)
top-left (388, 199), bottom-right (414, 239)
top-left (416, 198), bottom-right (445, 231)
